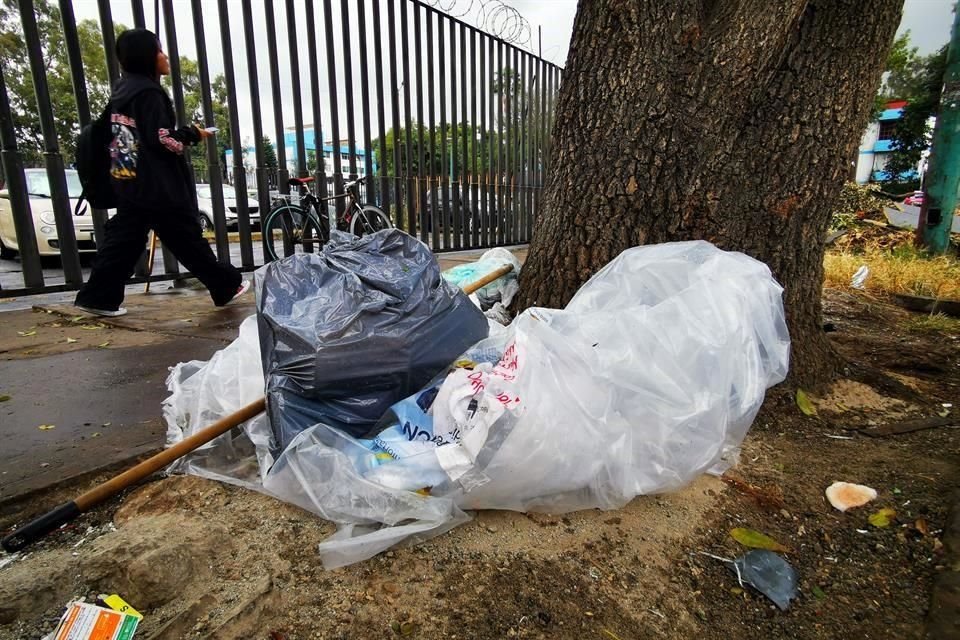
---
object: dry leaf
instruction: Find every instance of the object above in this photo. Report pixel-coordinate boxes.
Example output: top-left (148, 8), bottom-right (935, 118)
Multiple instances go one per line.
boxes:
top-left (0, 394), bottom-right (10, 402)
top-left (91, 432), bottom-right (101, 438)
top-left (17, 330), bottom-right (37, 337)
top-left (796, 389), bottom-right (817, 416)
top-left (37, 424), bottom-right (56, 431)
top-left (868, 507), bottom-right (896, 528)
top-left (98, 341), bottom-right (111, 348)
top-left (915, 519), bottom-right (929, 535)
top-left (65, 337), bottom-right (78, 344)
top-left (50, 322), bottom-right (62, 328)
top-left (730, 527), bottom-right (790, 552)
top-left (81, 324), bottom-right (104, 330)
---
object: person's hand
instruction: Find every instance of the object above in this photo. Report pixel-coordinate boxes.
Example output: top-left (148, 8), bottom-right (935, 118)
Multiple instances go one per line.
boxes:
top-left (194, 124), bottom-right (213, 140)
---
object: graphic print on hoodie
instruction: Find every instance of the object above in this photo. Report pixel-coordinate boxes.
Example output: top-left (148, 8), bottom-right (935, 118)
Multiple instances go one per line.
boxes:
top-left (110, 113), bottom-right (139, 180)
top-left (107, 73), bottom-right (201, 212)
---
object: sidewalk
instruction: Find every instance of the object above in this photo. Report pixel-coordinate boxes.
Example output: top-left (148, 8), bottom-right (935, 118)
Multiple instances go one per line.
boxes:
top-left (0, 246), bottom-right (525, 505)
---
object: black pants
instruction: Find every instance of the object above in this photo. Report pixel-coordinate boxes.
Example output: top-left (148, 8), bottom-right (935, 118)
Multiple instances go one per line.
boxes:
top-left (75, 205), bottom-right (242, 310)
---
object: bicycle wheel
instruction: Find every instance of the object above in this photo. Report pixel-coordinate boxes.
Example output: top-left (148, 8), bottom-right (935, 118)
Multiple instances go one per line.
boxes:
top-left (349, 205), bottom-right (393, 238)
top-left (263, 205), bottom-right (326, 261)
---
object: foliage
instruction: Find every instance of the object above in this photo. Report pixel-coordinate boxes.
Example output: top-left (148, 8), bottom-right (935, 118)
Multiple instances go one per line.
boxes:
top-left (0, 0), bottom-right (233, 181)
top-left (874, 30), bottom-right (949, 183)
top-left (0, 0), bottom-right (116, 165)
top-left (829, 182), bottom-right (890, 231)
top-left (261, 136), bottom-right (278, 169)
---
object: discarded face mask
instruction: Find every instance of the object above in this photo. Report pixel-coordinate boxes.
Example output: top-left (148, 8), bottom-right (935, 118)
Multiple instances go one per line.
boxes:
top-left (728, 550), bottom-right (798, 611)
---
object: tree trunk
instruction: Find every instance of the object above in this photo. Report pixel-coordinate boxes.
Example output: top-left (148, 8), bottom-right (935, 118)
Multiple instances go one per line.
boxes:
top-left (516, 0), bottom-right (902, 385)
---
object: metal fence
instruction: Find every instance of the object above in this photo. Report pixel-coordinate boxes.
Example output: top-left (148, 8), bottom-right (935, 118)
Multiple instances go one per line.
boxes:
top-left (0, 0), bottom-right (562, 297)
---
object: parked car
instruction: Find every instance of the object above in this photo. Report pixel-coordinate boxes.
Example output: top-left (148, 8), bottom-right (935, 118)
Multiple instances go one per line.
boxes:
top-left (195, 183), bottom-right (260, 231)
top-left (0, 168), bottom-right (114, 258)
top-left (903, 190), bottom-right (924, 206)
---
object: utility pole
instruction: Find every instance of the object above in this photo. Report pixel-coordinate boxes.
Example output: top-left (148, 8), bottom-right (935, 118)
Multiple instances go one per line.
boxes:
top-left (917, 4), bottom-right (960, 253)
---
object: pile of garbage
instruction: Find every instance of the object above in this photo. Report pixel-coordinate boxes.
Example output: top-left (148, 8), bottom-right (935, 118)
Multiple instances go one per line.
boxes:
top-left (164, 231), bottom-right (790, 568)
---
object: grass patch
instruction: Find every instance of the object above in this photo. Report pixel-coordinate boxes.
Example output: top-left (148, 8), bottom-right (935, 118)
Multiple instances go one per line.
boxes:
top-left (901, 312), bottom-right (960, 334)
top-left (824, 247), bottom-right (960, 300)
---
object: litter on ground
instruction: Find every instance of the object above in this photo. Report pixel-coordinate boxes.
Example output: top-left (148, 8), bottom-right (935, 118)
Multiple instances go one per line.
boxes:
top-left (164, 231), bottom-right (790, 567)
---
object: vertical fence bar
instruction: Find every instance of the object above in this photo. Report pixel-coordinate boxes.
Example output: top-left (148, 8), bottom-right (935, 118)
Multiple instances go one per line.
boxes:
top-left (427, 11), bottom-right (438, 250)
top-left (19, 0), bottom-right (82, 285)
top-left (218, 0), bottom-right (253, 268)
top-left (60, 0), bottom-right (109, 250)
top-left (340, 0), bottom-right (358, 180)
top-left (0, 63), bottom-right (43, 288)
top-left (469, 28), bottom-right (478, 248)
top-left (516, 50), bottom-right (525, 244)
top-left (504, 45), bottom-right (514, 246)
top-left (414, 2), bottom-right (426, 243)
top-left (458, 24), bottom-right (468, 249)
top-left (131, 0), bottom-right (145, 28)
top-left (287, 0), bottom-right (307, 178)
top-left (305, 0), bottom-right (329, 205)
top-left (159, 0), bottom-right (187, 276)
top-left (478, 30), bottom-right (487, 248)
top-left (527, 53), bottom-right (536, 241)
top-left (190, 0), bottom-right (230, 262)
top-left (438, 16), bottom-right (449, 251)
top-left (387, 0), bottom-right (402, 230)
top-left (372, 1), bottom-right (389, 217)
top-left (488, 36), bottom-right (496, 247)
top-left (323, 0), bottom-right (344, 215)
top-left (520, 54), bottom-right (534, 242)
top-left (449, 19), bottom-right (459, 249)
top-left (510, 47), bottom-right (525, 244)
top-left (538, 58), bottom-right (547, 233)
top-left (401, 0), bottom-right (414, 235)
top-left (241, 0), bottom-right (271, 263)
top-left (496, 40), bottom-right (505, 247)
top-left (357, 0), bottom-right (374, 195)
top-left (265, 0), bottom-right (289, 196)
top-left (96, 0), bottom-right (119, 86)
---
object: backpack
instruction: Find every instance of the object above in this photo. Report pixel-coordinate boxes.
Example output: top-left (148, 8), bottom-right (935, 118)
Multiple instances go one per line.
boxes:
top-left (74, 103), bottom-right (116, 213)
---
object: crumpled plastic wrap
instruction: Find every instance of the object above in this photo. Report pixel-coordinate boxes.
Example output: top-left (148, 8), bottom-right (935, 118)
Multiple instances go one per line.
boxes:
top-left (165, 240), bottom-right (790, 568)
top-left (442, 247), bottom-right (521, 310)
top-left (257, 229), bottom-right (489, 449)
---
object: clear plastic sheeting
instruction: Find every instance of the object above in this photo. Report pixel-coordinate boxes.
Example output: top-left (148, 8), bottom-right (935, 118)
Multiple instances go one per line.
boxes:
top-left (442, 247), bottom-right (522, 310)
top-left (256, 229), bottom-right (489, 449)
top-left (164, 240), bottom-right (790, 569)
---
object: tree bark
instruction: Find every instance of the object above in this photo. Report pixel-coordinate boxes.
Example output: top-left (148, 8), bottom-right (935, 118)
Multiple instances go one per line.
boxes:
top-left (516, 0), bottom-right (903, 385)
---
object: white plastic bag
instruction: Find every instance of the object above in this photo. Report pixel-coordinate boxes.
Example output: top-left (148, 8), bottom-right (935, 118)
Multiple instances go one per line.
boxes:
top-left (165, 240), bottom-right (790, 569)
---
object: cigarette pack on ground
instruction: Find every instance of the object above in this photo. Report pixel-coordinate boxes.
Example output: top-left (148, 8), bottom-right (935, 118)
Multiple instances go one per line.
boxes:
top-left (52, 601), bottom-right (139, 640)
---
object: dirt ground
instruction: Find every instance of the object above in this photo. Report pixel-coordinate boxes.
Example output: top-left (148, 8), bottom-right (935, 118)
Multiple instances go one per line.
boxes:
top-left (0, 287), bottom-right (957, 640)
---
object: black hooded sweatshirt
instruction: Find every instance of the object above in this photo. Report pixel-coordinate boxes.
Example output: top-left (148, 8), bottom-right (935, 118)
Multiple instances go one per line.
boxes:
top-left (108, 29), bottom-right (202, 213)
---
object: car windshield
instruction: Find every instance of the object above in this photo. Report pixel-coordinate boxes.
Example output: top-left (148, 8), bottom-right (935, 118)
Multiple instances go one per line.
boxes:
top-left (25, 170), bottom-right (83, 198)
top-left (196, 185), bottom-right (237, 199)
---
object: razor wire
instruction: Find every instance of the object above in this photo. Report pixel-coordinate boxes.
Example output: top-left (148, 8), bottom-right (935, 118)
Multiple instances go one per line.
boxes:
top-left (422, 0), bottom-right (534, 50)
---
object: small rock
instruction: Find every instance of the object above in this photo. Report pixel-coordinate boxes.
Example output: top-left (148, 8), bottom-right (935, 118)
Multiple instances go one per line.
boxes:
top-left (486, 525), bottom-right (498, 533)
top-left (780, 509), bottom-right (791, 519)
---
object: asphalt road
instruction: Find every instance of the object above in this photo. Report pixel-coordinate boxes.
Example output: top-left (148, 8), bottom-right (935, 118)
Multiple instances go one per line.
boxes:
top-left (885, 203), bottom-right (960, 233)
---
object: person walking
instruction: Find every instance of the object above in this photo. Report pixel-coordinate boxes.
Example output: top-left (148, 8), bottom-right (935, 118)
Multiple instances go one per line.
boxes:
top-left (75, 28), bottom-right (248, 317)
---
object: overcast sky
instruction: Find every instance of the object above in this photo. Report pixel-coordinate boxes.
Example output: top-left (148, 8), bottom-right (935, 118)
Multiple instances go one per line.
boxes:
top-left (69, 0), bottom-right (955, 158)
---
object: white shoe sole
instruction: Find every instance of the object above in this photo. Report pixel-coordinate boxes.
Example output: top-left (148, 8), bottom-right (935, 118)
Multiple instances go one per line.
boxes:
top-left (76, 305), bottom-right (128, 317)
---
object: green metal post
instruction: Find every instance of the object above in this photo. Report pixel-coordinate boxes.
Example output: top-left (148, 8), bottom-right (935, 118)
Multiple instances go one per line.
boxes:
top-left (918, 5), bottom-right (960, 253)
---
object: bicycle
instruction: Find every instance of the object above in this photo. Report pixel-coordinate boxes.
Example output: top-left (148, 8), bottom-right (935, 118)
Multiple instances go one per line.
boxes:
top-left (261, 176), bottom-right (392, 261)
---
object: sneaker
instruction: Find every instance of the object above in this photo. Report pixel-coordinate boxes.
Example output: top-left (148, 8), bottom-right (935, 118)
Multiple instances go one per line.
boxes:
top-left (223, 279), bottom-right (251, 306)
top-left (76, 305), bottom-right (128, 317)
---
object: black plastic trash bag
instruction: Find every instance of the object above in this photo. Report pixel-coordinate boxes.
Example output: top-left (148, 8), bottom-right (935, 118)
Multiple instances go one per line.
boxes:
top-left (256, 230), bottom-right (489, 452)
